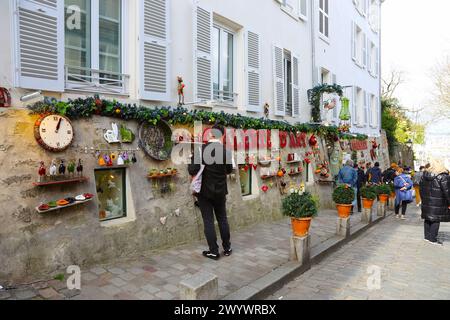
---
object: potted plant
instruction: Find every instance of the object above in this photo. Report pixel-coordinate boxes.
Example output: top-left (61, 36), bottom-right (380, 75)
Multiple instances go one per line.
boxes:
top-left (375, 184), bottom-right (391, 204)
top-left (282, 191), bottom-right (318, 237)
top-left (360, 185), bottom-right (377, 209)
top-left (332, 185), bottom-right (355, 218)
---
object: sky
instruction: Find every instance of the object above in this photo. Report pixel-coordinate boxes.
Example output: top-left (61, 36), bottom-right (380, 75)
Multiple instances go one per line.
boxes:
top-left (381, 0), bottom-right (450, 136)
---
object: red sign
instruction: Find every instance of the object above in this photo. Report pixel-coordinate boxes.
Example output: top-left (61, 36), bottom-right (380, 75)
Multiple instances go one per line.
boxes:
top-left (351, 140), bottom-right (368, 151)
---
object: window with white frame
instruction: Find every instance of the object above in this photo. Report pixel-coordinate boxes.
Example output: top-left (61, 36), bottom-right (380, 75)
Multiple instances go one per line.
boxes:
top-left (319, 0), bottom-right (329, 38)
top-left (298, 0), bottom-right (307, 20)
top-left (320, 68), bottom-right (331, 85)
top-left (369, 42), bottom-right (378, 76)
top-left (212, 25), bottom-right (235, 102)
top-left (369, 0), bottom-right (380, 33)
top-left (352, 23), bottom-right (366, 68)
top-left (355, 87), bottom-right (365, 126)
top-left (65, 0), bottom-right (124, 91)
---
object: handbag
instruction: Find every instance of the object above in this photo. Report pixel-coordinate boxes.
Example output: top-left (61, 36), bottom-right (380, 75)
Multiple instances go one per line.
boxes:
top-left (190, 164), bottom-right (205, 194)
top-left (399, 175), bottom-right (413, 203)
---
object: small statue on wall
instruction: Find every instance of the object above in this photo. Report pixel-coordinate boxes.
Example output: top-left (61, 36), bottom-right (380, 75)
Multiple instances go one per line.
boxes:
top-left (264, 103), bottom-right (270, 118)
top-left (177, 76), bottom-right (185, 106)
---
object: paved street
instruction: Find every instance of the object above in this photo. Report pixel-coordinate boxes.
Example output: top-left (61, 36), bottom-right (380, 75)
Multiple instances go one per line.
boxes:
top-left (1, 209), bottom-right (363, 300)
top-left (269, 206), bottom-right (450, 300)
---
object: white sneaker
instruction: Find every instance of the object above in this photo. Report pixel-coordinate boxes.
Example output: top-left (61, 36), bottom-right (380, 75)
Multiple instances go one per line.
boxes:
top-left (429, 241), bottom-right (444, 246)
top-left (395, 214), bottom-right (400, 219)
top-left (401, 216), bottom-right (406, 220)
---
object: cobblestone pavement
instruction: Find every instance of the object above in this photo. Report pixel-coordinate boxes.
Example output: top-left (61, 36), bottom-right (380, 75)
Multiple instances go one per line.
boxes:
top-left (269, 206), bottom-right (450, 300)
top-left (1, 208), bottom-right (366, 300)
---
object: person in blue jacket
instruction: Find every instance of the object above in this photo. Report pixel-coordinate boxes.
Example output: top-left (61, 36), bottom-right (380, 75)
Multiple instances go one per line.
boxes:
top-left (368, 162), bottom-right (383, 185)
top-left (338, 160), bottom-right (358, 212)
top-left (394, 167), bottom-right (414, 220)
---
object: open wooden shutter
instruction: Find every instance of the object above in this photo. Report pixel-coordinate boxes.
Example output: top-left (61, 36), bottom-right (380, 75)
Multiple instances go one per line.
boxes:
top-left (139, 0), bottom-right (170, 101)
top-left (273, 45), bottom-right (285, 116)
top-left (16, 0), bottom-right (64, 92)
top-left (292, 54), bottom-right (300, 118)
top-left (194, 5), bottom-right (213, 102)
top-left (246, 31), bottom-right (261, 112)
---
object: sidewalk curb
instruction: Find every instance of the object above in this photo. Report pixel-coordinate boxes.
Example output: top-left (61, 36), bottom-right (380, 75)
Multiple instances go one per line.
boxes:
top-left (223, 209), bottom-right (393, 300)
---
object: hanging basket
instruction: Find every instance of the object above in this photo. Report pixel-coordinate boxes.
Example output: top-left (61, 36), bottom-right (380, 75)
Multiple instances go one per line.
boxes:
top-left (138, 121), bottom-right (173, 161)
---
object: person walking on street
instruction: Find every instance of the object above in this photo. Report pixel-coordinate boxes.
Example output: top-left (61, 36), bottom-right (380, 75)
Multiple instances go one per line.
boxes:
top-left (338, 160), bottom-right (358, 212)
top-left (420, 159), bottom-right (450, 246)
top-left (188, 124), bottom-right (234, 260)
top-left (368, 162), bottom-right (383, 185)
top-left (382, 163), bottom-right (397, 184)
top-left (365, 162), bottom-right (372, 183)
top-left (413, 166), bottom-right (425, 207)
top-left (354, 163), bottom-right (366, 213)
top-left (393, 167), bottom-right (414, 220)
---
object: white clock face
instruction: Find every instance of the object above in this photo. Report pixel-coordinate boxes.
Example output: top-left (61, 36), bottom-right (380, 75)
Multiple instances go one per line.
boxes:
top-left (39, 115), bottom-right (74, 150)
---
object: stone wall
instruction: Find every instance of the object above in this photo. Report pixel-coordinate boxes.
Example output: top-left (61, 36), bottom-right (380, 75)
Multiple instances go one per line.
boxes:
top-left (0, 110), bottom-right (338, 283)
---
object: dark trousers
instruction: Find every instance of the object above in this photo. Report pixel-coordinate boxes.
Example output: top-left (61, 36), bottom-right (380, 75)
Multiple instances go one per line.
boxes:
top-left (395, 201), bottom-right (408, 215)
top-left (424, 220), bottom-right (440, 242)
top-left (198, 194), bottom-right (231, 254)
top-left (356, 187), bottom-right (362, 212)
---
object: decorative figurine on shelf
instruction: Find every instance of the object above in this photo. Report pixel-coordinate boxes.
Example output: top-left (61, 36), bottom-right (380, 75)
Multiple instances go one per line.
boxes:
top-left (76, 159), bottom-right (83, 176)
top-left (98, 154), bottom-right (106, 167)
top-left (264, 103), bottom-right (270, 118)
top-left (123, 151), bottom-right (130, 165)
top-left (117, 153), bottom-right (125, 166)
top-left (49, 160), bottom-right (57, 178)
top-left (104, 123), bottom-right (120, 144)
top-left (58, 160), bottom-right (66, 176)
top-left (132, 152), bottom-right (137, 164)
top-left (104, 154), bottom-right (113, 167)
top-left (177, 76), bottom-right (185, 106)
top-left (67, 160), bottom-right (76, 177)
top-left (38, 161), bottom-right (46, 182)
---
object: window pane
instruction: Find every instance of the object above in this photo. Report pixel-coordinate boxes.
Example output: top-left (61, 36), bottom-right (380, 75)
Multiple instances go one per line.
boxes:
top-left (284, 54), bottom-right (292, 115)
top-left (319, 13), bottom-right (323, 34)
top-left (239, 166), bottom-right (251, 196)
top-left (319, 0), bottom-right (323, 10)
top-left (222, 31), bottom-right (233, 101)
top-left (325, 16), bottom-right (329, 37)
top-left (95, 168), bottom-right (127, 221)
top-left (325, 0), bottom-right (329, 13)
top-left (65, 0), bottom-right (91, 79)
top-left (213, 27), bottom-right (220, 99)
top-left (99, 0), bottom-right (121, 80)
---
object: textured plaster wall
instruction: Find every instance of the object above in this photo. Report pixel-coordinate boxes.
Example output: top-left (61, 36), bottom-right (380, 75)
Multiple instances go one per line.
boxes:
top-left (1, 110), bottom-right (334, 283)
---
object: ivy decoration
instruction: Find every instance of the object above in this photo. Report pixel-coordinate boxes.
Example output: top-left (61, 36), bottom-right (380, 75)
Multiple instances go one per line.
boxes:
top-left (27, 95), bottom-right (367, 141)
top-left (308, 84), bottom-right (344, 123)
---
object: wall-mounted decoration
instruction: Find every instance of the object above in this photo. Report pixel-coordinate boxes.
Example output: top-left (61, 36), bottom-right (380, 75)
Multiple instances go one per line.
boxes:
top-left (120, 124), bottom-right (135, 143)
top-left (0, 87), bottom-right (11, 108)
top-left (139, 121), bottom-right (173, 161)
top-left (264, 103), bottom-right (270, 118)
top-left (104, 123), bottom-right (120, 144)
top-left (177, 76), bottom-right (185, 106)
top-left (34, 114), bottom-right (74, 152)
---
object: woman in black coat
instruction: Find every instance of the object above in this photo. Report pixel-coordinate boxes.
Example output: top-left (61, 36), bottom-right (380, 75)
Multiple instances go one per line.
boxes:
top-left (419, 160), bottom-right (450, 245)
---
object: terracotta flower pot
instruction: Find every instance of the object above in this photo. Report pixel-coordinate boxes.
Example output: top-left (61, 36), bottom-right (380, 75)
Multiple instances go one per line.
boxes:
top-left (362, 198), bottom-right (375, 209)
top-left (291, 217), bottom-right (312, 237)
top-left (336, 204), bottom-right (352, 218)
top-left (379, 194), bottom-right (389, 203)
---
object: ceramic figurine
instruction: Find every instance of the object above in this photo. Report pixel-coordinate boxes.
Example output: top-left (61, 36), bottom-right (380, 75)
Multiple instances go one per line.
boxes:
top-left (132, 152), bottom-right (137, 164)
top-left (177, 76), bottom-right (185, 106)
top-left (98, 155), bottom-right (106, 167)
top-left (104, 154), bottom-right (113, 167)
top-left (38, 161), bottom-right (46, 182)
top-left (76, 159), bottom-right (83, 176)
top-left (49, 160), bottom-right (57, 178)
top-left (67, 160), bottom-right (76, 177)
top-left (104, 123), bottom-right (120, 143)
top-left (117, 153), bottom-right (125, 166)
top-left (123, 151), bottom-right (130, 164)
top-left (59, 160), bottom-right (66, 176)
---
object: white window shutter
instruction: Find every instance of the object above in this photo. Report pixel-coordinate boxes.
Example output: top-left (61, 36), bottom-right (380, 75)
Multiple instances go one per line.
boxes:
top-left (351, 22), bottom-right (357, 61)
top-left (375, 97), bottom-right (380, 128)
top-left (16, 0), bottom-right (64, 92)
top-left (352, 87), bottom-right (358, 126)
top-left (368, 43), bottom-right (372, 74)
top-left (139, 0), bottom-right (170, 101)
top-left (246, 31), bottom-right (261, 112)
top-left (194, 5), bottom-right (213, 102)
top-left (363, 91), bottom-right (368, 126)
top-left (273, 45), bottom-right (285, 116)
top-left (362, 33), bottom-right (367, 68)
top-left (291, 54), bottom-right (300, 118)
top-left (369, 95), bottom-right (374, 127)
top-left (375, 47), bottom-right (379, 77)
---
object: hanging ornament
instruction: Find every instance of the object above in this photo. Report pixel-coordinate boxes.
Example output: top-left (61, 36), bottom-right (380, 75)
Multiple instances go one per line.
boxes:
top-left (76, 159), bottom-right (83, 176)
top-left (98, 155), bottom-right (106, 166)
top-left (261, 185), bottom-right (269, 193)
top-left (123, 151), bottom-right (130, 164)
top-left (339, 97), bottom-right (351, 121)
top-left (309, 134), bottom-right (318, 147)
top-left (117, 153), bottom-right (125, 166)
top-left (132, 152), bottom-right (137, 163)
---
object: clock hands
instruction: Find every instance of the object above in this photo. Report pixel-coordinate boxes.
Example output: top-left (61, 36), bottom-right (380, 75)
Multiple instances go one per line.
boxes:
top-left (55, 118), bottom-right (62, 133)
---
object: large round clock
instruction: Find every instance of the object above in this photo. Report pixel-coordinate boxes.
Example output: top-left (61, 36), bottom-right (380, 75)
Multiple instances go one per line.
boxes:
top-left (34, 114), bottom-right (74, 152)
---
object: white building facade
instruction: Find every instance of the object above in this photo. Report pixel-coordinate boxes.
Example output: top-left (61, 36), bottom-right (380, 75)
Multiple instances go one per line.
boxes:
top-left (1, 0), bottom-right (381, 132)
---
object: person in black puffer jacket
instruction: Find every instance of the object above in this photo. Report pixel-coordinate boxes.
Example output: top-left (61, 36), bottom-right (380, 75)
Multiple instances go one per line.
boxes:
top-left (419, 159), bottom-right (450, 245)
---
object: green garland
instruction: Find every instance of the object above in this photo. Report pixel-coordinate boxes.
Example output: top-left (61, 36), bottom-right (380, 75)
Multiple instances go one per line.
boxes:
top-left (27, 95), bottom-right (366, 141)
top-left (308, 84), bottom-right (344, 123)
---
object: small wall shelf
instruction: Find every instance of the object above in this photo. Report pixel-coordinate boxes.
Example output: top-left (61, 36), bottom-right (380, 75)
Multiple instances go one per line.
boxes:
top-left (33, 176), bottom-right (88, 187)
top-left (36, 198), bottom-right (93, 214)
top-left (288, 172), bottom-right (302, 176)
top-left (261, 175), bottom-right (277, 180)
top-left (147, 173), bottom-right (178, 179)
top-left (286, 160), bottom-right (302, 164)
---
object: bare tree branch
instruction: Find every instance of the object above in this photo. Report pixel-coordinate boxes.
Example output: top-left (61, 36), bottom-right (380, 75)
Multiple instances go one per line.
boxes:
top-left (382, 69), bottom-right (404, 99)
top-left (431, 56), bottom-right (450, 120)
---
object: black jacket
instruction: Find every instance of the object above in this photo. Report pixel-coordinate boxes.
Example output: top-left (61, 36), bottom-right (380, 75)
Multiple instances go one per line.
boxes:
top-left (382, 168), bottom-right (396, 184)
top-left (356, 168), bottom-right (366, 188)
top-left (188, 142), bottom-right (233, 198)
top-left (420, 171), bottom-right (450, 222)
